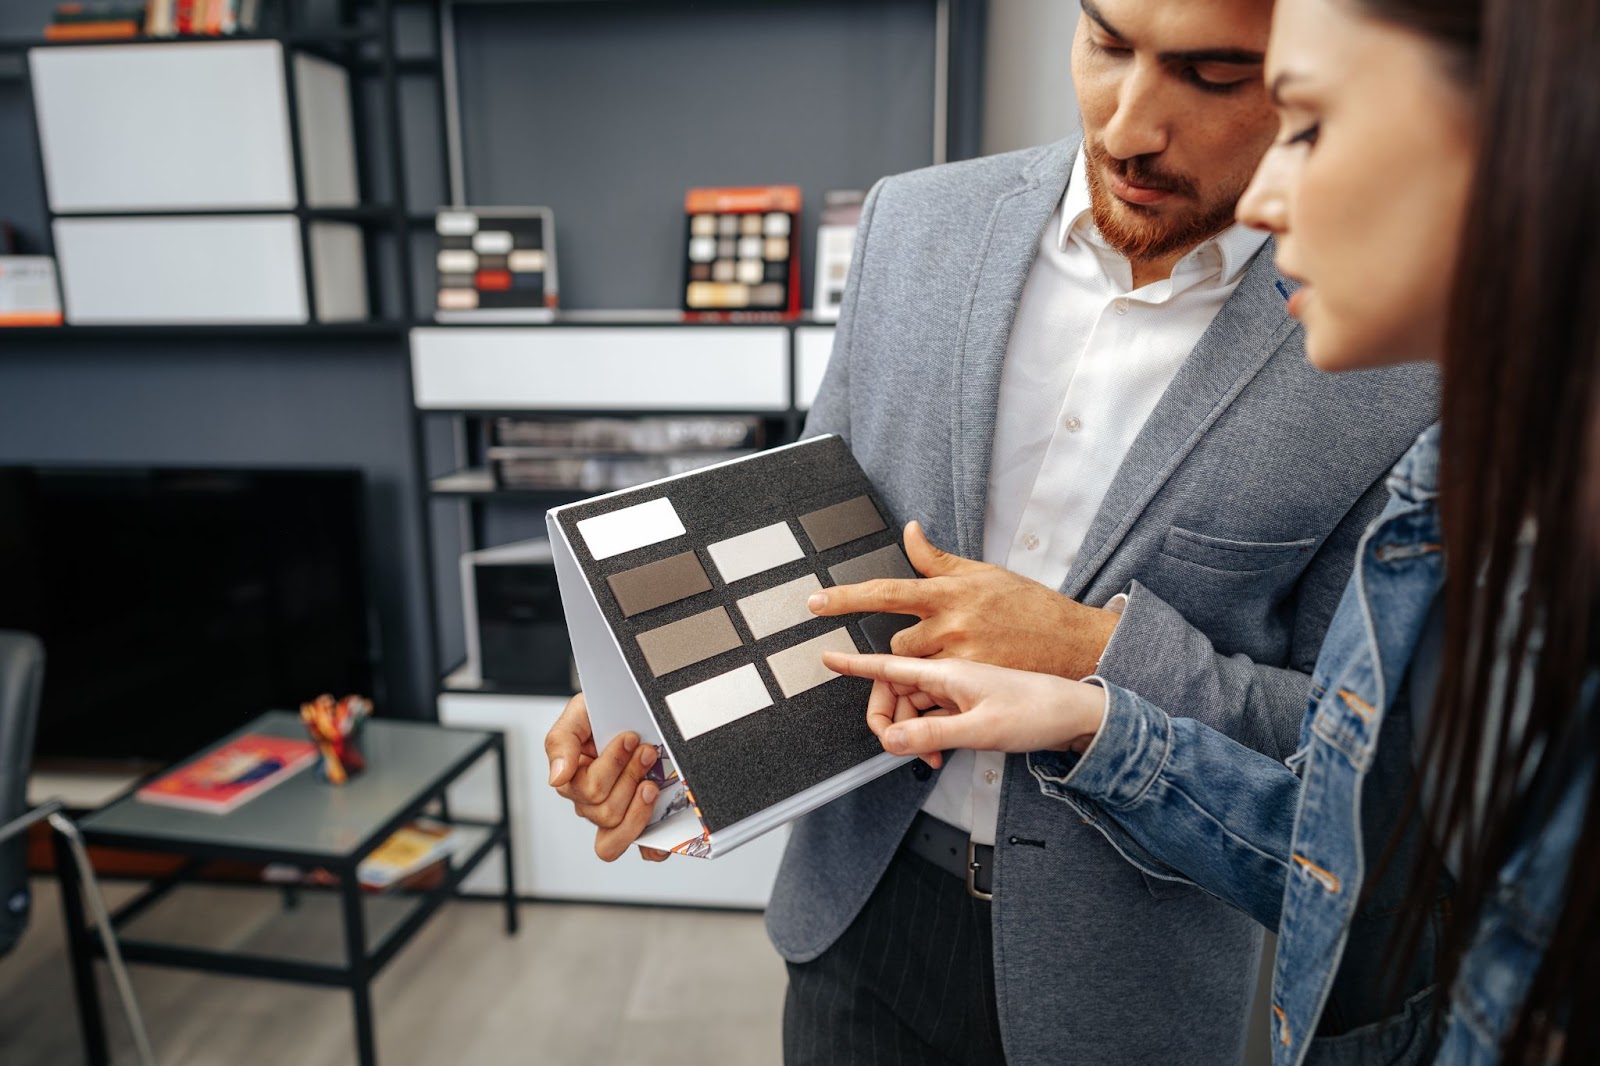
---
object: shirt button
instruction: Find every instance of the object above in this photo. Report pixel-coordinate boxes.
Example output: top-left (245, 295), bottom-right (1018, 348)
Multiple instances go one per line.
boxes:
top-left (1114, 298), bottom-right (1129, 315)
top-left (1022, 533), bottom-right (1040, 551)
top-left (1063, 416), bottom-right (1082, 433)
top-left (983, 769), bottom-right (998, 785)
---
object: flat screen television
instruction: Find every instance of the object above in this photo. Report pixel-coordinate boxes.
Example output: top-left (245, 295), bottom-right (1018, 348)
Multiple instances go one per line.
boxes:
top-left (0, 466), bottom-right (376, 768)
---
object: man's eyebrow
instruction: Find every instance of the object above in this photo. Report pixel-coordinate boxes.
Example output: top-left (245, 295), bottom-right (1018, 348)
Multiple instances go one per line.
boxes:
top-left (1080, 0), bottom-right (1124, 42)
top-left (1160, 47), bottom-right (1265, 66)
top-left (1081, 2), bottom-right (1264, 67)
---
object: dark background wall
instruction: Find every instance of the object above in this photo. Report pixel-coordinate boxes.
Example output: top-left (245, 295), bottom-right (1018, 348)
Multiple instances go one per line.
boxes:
top-left (0, 0), bottom-right (966, 725)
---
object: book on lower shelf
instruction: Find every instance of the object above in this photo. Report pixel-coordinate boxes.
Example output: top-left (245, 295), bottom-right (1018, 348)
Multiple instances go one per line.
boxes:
top-left (548, 435), bottom-right (918, 859)
top-left (136, 734), bottom-right (317, 814)
top-left (262, 819), bottom-right (469, 892)
top-left (357, 819), bottom-right (467, 890)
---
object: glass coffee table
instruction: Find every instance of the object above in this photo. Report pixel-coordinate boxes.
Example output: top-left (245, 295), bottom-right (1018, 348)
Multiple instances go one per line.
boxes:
top-left (57, 711), bottom-right (516, 1066)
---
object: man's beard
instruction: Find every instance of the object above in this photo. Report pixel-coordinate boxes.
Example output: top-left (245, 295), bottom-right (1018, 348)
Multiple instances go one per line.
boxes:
top-left (1083, 139), bottom-right (1242, 263)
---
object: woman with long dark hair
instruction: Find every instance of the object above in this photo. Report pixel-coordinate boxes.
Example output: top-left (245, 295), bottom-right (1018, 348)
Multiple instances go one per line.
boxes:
top-left (825, 0), bottom-right (1600, 1061)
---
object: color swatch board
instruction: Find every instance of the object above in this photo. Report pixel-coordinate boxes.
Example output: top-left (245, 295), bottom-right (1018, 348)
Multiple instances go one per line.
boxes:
top-left (547, 435), bottom-right (915, 858)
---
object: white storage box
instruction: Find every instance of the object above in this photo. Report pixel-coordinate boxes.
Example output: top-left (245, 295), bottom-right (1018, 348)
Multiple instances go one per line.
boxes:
top-left (794, 325), bottom-right (836, 410)
top-left (53, 216), bottom-right (367, 325)
top-left (410, 326), bottom-right (791, 411)
top-left (30, 41), bottom-right (357, 212)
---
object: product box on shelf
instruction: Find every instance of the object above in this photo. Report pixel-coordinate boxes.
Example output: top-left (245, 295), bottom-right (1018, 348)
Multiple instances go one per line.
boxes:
top-left (682, 185), bottom-right (801, 317)
top-left (435, 207), bottom-right (558, 322)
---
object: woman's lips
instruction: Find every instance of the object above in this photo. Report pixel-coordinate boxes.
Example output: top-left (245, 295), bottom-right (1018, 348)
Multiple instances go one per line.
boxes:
top-left (1287, 287), bottom-right (1308, 318)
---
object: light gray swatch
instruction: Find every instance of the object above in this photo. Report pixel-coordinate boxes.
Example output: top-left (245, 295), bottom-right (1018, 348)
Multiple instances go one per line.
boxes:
top-left (665, 664), bottom-right (773, 740)
top-left (707, 521), bottom-right (805, 583)
top-left (736, 573), bottom-right (825, 640)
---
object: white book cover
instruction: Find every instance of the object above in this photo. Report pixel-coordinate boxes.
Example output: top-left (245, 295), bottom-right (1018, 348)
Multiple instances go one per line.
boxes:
top-left (547, 435), bottom-right (917, 858)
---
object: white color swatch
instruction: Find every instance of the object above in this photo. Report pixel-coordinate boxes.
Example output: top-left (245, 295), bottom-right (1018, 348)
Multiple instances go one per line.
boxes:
top-left (576, 498), bottom-right (686, 561)
top-left (766, 628), bottom-right (859, 698)
top-left (736, 573), bottom-right (825, 640)
top-left (665, 664), bottom-right (774, 740)
top-left (707, 522), bottom-right (805, 583)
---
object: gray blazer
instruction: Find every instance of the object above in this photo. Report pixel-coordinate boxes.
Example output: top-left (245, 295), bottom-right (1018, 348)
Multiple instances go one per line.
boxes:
top-left (767, 139), bottom-right (1439, 1063)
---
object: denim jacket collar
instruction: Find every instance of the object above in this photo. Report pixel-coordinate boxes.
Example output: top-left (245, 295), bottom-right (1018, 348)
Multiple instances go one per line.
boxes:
top-left (1385, 422), bottom-right (1441, 504)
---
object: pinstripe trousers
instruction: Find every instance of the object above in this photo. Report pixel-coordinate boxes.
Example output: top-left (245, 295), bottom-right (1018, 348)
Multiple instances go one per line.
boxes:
top-left (782, 848), bottom-right (1006, 1065)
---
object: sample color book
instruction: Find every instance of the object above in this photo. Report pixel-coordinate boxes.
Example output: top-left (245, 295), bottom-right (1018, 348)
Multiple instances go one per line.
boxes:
top-left (548, 435), bottom-right (917, 857)
top-left (435, 206), bottom-right (558, 321)
top-left (682, 185), bottom-right (801, 317)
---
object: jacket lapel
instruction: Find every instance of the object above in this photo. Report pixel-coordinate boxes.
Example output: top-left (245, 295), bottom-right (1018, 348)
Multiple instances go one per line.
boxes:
top-left (950, 141), bottom-right (1076, 560)
top-left (1062, 245), bottom-right (1300, 598)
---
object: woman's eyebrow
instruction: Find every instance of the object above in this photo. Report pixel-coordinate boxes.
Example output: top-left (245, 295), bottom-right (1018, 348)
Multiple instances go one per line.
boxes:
top-left (1268, 70), bottom-right (1305, 106)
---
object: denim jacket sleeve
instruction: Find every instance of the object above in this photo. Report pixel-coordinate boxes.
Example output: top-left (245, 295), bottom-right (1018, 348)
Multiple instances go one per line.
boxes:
top-left (1028, 679), bottom-right (1300, 931)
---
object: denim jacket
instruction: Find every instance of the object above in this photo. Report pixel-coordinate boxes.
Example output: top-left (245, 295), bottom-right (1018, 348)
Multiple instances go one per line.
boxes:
top-left (1029, 424), bottom-right (1591, 1066)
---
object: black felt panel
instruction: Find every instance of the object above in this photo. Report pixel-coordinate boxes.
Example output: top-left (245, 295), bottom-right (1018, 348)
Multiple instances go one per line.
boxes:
top-left (553, 435), bottom-right (915, 833)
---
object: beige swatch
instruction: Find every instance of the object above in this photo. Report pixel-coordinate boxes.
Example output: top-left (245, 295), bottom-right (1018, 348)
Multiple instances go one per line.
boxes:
top-left (766, 627), bottom-right (859, 698)
top-left (636, 607), bottom-right (742, 678)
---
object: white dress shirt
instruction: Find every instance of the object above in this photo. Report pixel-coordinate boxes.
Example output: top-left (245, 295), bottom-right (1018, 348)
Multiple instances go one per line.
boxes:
top-left (920, 148), bottom-right (1269, 845)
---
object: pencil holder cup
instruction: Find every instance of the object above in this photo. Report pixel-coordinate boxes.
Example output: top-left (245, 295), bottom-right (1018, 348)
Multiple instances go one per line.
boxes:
top-left (300, 694), bottom-right (373, 785)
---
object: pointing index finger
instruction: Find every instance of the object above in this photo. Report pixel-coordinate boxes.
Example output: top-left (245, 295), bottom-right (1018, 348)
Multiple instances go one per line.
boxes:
top-left (808, 578), bottom-right (939, 619)
top-left (823, 651), bottom-right (954, 697)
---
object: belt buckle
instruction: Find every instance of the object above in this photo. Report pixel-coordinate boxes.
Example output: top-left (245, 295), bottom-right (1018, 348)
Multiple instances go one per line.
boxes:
top-left (966, 840), bottom-right (993, 901)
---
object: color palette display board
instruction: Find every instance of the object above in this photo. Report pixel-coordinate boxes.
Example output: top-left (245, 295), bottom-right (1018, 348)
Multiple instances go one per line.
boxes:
top-left (435, 207), bottom-right (558, 322)
top-left (547, 435), bottom-right (916, 858)
top-left (682, 185), bottom-right (801, 317)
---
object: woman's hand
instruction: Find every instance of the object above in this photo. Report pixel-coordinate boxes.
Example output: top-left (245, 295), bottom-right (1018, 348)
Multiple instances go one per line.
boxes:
top-left (822, 651), bottom-right (1107, 768)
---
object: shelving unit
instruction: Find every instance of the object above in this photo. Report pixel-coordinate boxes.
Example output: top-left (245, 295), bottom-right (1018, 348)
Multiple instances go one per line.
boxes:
top-left (1, 0), bottom-right (433, 327)
top-left (2, 0), bottom-right (966, 909)
top-left (399, 0), bottom-right (976, 908)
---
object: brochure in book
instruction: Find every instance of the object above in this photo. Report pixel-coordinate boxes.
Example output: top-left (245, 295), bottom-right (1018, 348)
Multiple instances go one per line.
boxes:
top-left (547, 435), bottom-right (919, 858)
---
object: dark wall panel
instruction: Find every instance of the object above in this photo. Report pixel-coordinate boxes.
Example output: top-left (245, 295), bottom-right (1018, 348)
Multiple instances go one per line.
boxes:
top-left (0, 342), bottom-right (435, 719)
top-left (454, 0), bottom-right (938, 309)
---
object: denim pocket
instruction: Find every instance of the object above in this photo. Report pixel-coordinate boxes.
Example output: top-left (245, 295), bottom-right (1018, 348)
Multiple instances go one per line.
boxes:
top-left (1159, 526), bottom-right (1318, 573)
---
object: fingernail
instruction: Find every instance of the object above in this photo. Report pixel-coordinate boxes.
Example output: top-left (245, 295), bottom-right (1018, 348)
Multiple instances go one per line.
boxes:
top-left (641, 782), bottom-right (659, 804)
top-left (623, 733), bottom-right (639, 753)
top-left (549, 758), bottom-right (565, 784)
top-left (883, 728), bottom-right (905, 754)
top-left (640, 745), bottom-right (657, 768)
top-left (808, 593), bottom-right (827, 612)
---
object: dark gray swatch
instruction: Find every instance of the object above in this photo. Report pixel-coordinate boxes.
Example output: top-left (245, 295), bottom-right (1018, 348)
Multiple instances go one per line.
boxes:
top-left (798, 494), bottom-right (887, 552)
top-left (635, 607), bottom-right (743, 678)
top-left (827, 543), bottom-right (917, 587)
top-left (607, 551), bottom-right (712, 618)
top-left (858, 612), bottom-right (919, 654)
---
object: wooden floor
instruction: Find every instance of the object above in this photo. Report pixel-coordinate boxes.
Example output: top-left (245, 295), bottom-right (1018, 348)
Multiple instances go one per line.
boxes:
top-left (0, 878), bottom-right (787, 1066)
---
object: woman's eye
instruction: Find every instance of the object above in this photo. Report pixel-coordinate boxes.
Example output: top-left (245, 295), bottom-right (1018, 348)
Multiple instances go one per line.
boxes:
top-left (1284, 122), bottom-right (1321, 148)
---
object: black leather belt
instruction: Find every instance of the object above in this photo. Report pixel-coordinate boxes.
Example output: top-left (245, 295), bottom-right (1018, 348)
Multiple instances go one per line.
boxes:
top-left (903, 810), bottom-right (994, 900)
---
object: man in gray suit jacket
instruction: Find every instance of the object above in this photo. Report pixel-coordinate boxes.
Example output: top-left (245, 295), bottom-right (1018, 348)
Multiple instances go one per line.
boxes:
top-left (548, 1), bottom-right (1437, 1061)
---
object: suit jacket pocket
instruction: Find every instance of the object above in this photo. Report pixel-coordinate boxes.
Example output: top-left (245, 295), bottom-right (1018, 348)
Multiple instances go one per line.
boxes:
top-left (1159, 526), bottom-right (1318, 572)
top-left (1145, 527), bottom-right (1320, 662)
